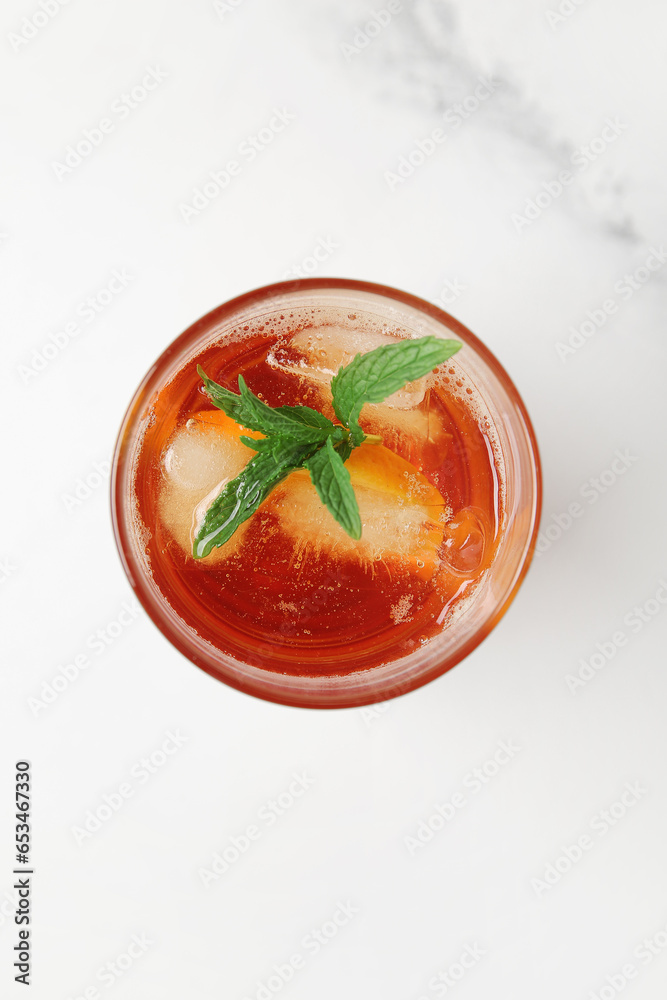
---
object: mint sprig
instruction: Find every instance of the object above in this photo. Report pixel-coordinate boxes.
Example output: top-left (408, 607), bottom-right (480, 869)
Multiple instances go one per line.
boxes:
top-left (197, 368), bottom-right (334, 440)
top-left (331, 336), bottom-right (462, 445)
top-left (193, 335), bottom-right (461, 557)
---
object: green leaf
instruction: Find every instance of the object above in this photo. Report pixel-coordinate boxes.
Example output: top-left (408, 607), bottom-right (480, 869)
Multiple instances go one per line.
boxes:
top-left (334, 439), bottom-right (354, 463)
top-left (193, 437), bottom-right (318, 558)
top-left (198, 367), bottom-right (334, 442)
top-left (331, 335), bottom-right (461, 444)
top-left (197, 366), bottom-right (250, 426)
top-left (304, 437), bottom-right (362, 540)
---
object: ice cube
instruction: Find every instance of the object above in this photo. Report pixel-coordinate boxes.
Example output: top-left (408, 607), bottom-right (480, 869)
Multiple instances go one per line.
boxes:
top-left (158, 418), bottom-right (256, 562)
top-left (267, 454), bottom-right (445, 579)
top-left (361, 398), bottom-right (446, 453)
top-left (268, 324), bottom-right (429, 409)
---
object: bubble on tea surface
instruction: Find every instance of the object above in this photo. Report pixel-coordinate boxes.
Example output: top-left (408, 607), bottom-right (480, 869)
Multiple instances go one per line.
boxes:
top-left (390, 595), bottom-right (414, 624)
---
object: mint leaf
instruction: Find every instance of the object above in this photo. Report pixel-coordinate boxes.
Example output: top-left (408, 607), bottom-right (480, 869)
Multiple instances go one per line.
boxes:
top-left (193, 437), bottom-right (319, 558)
top-left (198, 367), bottom-right (334, 442)
top-left (331, 335), bottom-right (461, 445)
top-left (304, 437), bottom-right (362, 540)
top-left (334, 439), bottom-right (354, 463)
top-left (197, 366), bottom-right (251, 427)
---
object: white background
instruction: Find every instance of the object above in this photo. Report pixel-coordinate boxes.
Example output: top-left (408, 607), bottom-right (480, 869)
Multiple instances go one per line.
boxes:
top-left (2, 1), bottom-right (667, 998)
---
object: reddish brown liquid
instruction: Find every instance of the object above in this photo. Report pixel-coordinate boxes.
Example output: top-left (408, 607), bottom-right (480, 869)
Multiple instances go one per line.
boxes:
top-left (132, 328), bottom-right (502, 675)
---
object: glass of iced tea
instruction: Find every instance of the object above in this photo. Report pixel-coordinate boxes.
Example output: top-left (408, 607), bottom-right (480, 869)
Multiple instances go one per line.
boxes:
top-left (111, 279), bottom-right (541, 708)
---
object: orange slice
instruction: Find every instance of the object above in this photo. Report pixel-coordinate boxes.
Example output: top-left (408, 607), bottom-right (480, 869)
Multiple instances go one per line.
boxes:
top-left (190, 408), bottom-right (264, 441)
top-left (345, 442), bottom-right (444, 508)
top-left (269, 442), bottom-right (447, 579)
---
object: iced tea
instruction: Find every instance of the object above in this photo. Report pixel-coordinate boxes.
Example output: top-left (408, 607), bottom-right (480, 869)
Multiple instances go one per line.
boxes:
top-left (112, 281), bottom-right (541, 706)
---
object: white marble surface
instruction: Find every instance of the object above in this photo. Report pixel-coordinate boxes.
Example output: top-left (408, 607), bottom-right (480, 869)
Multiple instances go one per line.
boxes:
top-left (2, 1), bottom-right (667, 997)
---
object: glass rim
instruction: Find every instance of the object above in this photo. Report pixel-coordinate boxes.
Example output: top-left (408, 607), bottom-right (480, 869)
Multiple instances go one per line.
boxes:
top-left (111, 277), bottom-right (543, 709)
